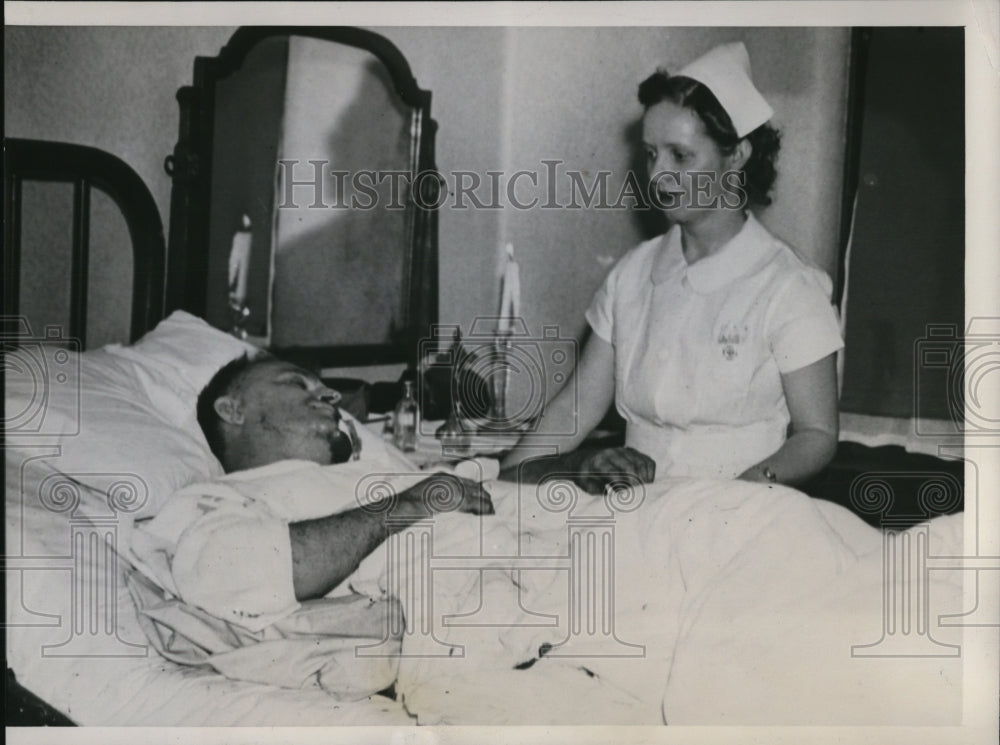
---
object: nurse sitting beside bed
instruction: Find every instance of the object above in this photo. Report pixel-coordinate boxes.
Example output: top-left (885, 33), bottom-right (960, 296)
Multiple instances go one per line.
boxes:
top-left (501, 42), bottom-right (844, 489)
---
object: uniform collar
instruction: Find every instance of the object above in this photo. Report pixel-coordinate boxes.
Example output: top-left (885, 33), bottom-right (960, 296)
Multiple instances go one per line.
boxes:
top-left (650, 212), bottom-right (778, 292)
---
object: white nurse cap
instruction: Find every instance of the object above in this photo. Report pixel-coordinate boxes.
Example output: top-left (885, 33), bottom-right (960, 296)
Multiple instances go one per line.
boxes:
top-left (677, 42), bottom-right (773, 137)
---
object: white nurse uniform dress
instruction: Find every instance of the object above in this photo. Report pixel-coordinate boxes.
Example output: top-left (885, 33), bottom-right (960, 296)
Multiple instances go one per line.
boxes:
top-left (586, 212), bottom-right (843, 479)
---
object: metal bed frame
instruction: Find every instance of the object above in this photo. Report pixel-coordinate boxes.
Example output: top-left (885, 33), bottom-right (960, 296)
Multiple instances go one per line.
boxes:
top-left (3, 137), bottom-right (166, 346)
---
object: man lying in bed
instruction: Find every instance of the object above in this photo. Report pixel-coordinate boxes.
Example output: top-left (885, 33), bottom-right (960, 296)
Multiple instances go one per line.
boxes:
top-left (126, 353), bottom-right (657, 714)
top-left (132, 353), bottom-right (650, 619)
top-left (130, 355), bottom-right (484, 628)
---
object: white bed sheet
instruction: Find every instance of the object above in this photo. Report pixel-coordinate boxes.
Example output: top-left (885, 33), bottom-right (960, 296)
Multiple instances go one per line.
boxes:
top-left (5, 460), bottom-right (413, 726)
top-left (380, 476), bottom-right (966, 725)
top-left (6, 447), bottom-right (967, 726)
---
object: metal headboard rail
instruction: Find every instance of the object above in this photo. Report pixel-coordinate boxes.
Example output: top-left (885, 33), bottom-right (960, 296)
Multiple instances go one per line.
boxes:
top-left (3, 138), bottom-right (166, 346)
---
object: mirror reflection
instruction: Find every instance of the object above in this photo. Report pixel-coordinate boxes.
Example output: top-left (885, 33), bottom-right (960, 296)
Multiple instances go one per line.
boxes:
top-left (200, 31), bottom-right (431, 361)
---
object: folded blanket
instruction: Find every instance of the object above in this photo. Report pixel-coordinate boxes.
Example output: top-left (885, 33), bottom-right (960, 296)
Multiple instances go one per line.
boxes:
top-left (126, 569), bottom-right (400, 701)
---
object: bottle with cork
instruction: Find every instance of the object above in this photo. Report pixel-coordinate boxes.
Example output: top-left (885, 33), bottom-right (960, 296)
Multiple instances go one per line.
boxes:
top-left (392, 380), bottom-right (419, 452)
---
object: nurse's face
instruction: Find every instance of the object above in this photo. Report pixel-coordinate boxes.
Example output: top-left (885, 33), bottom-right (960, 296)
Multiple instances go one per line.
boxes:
top-left (642, 100), bottom-right (742, 221)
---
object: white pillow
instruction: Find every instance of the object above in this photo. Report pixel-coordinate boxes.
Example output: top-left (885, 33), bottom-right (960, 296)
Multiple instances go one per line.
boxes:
top-left (114, 311), bottom-right (259, 395)
top-left (4, 310), bottom-right (413, 521)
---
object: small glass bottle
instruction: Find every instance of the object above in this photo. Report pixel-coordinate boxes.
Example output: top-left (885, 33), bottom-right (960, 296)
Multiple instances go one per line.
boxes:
top-left (393, 380), bottom-right (419, 452)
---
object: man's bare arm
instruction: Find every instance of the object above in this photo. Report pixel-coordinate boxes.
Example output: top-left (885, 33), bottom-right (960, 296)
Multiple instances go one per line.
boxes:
top-left (289, 474), bottom-right (493, 600)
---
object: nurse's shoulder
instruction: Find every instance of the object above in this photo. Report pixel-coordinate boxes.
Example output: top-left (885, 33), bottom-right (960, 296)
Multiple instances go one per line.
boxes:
top-left (755, 226), bottom-right (836, 302)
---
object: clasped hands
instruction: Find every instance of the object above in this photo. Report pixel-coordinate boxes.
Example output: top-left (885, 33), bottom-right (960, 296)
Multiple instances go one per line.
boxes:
top-left (498, 445), bottom-right (656, 495)
top-left (568, 446), bottom-right (656, 494)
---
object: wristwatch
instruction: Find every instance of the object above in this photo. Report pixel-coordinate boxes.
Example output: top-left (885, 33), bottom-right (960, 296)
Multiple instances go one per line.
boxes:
top-left (762, 466), bottom-right (777, 483)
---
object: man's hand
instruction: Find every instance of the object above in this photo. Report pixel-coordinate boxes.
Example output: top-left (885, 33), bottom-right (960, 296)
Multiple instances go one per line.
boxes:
top-left (572, 446), bottom-right (656, 494)
top-left (398, 473), bottom-right (494, 517)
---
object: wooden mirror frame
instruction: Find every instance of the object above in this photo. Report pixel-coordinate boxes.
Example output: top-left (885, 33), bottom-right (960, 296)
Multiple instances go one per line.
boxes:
top-left (164, 26), bottom-right (438, 368)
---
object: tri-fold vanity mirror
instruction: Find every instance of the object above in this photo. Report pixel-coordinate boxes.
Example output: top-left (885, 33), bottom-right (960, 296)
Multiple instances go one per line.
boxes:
top-left (165, 27), bottom-right (439, 368)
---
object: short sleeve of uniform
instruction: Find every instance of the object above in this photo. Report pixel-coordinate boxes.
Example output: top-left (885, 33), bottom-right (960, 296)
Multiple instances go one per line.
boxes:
top-left (585, 263), bottom-right (619, 343)
top-left (171, 505), bottom-right (299, 632)
top-left (767, 267), bottom-right (844, 374)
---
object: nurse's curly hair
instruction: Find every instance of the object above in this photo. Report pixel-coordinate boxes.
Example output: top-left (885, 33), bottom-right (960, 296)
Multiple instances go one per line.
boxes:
top-left (638, 71), bottom-right (781, 207)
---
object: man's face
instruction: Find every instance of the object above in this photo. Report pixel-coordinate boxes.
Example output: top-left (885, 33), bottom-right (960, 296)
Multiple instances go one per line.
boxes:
top-left (222, 359), bottom-right (355, 465)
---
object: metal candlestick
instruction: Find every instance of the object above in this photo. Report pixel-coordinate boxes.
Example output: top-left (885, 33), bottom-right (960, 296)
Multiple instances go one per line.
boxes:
top-left (489, 332), bottom-right (511, 426)
top-left (229, 300), bottom-right (251, 340)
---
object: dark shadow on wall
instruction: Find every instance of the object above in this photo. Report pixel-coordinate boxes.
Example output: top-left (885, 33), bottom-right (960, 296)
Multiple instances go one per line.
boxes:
top-left (271, 54), bottom-right (414, 352)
